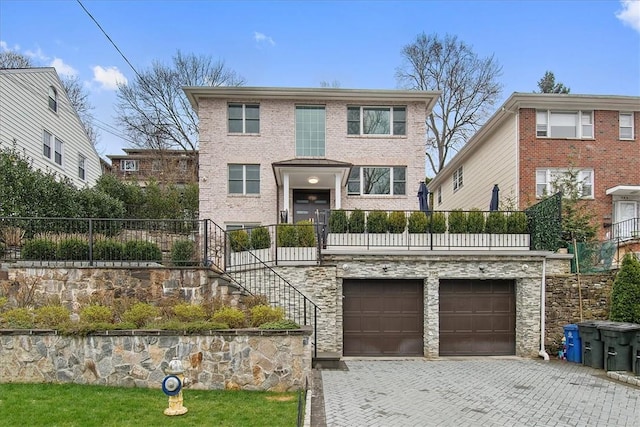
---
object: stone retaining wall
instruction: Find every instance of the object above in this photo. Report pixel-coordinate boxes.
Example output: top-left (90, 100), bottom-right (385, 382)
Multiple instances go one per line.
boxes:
top-left (0, 329), bottom-right (312, 391)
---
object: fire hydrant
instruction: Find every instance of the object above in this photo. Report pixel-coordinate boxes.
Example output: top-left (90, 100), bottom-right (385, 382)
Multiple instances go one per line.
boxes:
top-left (162, 357), bottom-right (188, 416)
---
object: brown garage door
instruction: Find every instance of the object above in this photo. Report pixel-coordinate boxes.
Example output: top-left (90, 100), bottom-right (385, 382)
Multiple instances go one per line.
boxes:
top-left (439, 279), bottom-right (515, 356)
top-left (343, 279), bottom-right (423, 356)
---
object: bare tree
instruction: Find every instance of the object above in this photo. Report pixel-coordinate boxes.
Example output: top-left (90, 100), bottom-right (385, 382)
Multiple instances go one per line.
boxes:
top-left (537, 71), bottom-right (570, 94)
top-left (116, 50), bottom-right (245, 151)
top-left (0, 51), bottom-right (34, 68)
top-left (320, 80), bottom-right (341, 88)
top-left (396, 33), bottom-right (503, 176)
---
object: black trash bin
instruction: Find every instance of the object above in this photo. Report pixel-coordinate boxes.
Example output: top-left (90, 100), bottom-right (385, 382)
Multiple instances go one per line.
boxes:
top-left (598, 322), bottom-right (640, 372)
top-left (633, 329), bottom-right (640, 375)
top-left (577, 320), bottom-right (613, 369)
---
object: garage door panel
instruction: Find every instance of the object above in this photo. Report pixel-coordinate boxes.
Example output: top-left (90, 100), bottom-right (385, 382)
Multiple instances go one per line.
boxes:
top-left (343, 279), bottom-right (423, 357)
top-left (439, 279), bottom-right (515, 356)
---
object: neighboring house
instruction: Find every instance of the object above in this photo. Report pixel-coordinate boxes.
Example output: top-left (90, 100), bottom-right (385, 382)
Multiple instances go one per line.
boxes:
top-left (428, 93), bottom-right (640, 242)
top-left (106, 148), bottom-right (198, 187)
top-left (0, 67), bottom-right (102, 188)
top-left (183, 86), bottom-right (439, 229)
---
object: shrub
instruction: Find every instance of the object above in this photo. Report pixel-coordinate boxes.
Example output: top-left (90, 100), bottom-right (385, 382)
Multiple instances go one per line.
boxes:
top-left (506, 211), bottom-right (528, 234)
top-left (212, 306), bottom-right (246, 328)
top-left (57, 238), bottom-right (89, 260)
top-left (171, 239), bottom-right (197, 266)
top-left (243, 294), bottom-right (270, 310)
top-left (21, 239), bottom-right (57, 260)
top-left (34, 305), bottom-right (70, 328)
top-left (447, 210), bottom-right (467, 233)
top-left (485, 211), bottom-right (507, 234)
top-left (123, 240), bottom-right (162, 261)
top-left (276, 224), bottom-right (297, 247)
top-left (259, 319), bottom-right (300, 330)
top-left (1, 307), bottom-right (33, 328)
top-left (250, 304), bottom-right (285, 327)
top-left (610, 253), bottom-right (640, 323)
top-left (328, 210), bottom-right (348, 233)
top-left (229, 229), bottom-right (250, 252)
top-left (296, 220), bottom-right (317, 247)
top-left (0, 296), bottom-right (7, 310)
top-left (367, 211), bottom-right (389, 233)
top-left (348, 209), bottom-right (365, 233)
top-left (408, 212), bottom-right (428, 233)
top-left (172, 303), bottom-right (206, 322)
top-left (429, 212), bottom-right (447, 233)
top-left (93, 239), bottom-right (124, 261)
top-left (467, 209), bottom-right (486, 233)
top-left (250, 226), bottom-right (271, 249)
top-left (388, 211), bottom-right (407, 234)
top-left (122, 302), bottom-right (160, 327)
top-left (80, 305), bottom-right (114, 324)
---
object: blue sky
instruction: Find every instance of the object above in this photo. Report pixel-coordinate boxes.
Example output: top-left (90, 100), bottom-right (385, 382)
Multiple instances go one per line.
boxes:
top-left (1, 0), bottom-right (639, 159)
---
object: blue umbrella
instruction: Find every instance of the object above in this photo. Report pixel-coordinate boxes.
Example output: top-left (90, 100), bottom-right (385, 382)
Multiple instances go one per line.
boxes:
top-left (418, 182), bottom-right (430, 213)
top-left (489, 184), bottom-right (500, 211)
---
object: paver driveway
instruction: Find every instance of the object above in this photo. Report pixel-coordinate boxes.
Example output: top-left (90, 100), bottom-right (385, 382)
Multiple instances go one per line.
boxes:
top-left (316, 358), bottom-right (640, 427)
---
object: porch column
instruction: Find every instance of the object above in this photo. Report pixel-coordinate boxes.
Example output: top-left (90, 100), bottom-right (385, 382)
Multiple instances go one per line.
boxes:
top-left (334, 173), bottom-right (342, 210)
top-left (283, 173), bottom-right (290, 223)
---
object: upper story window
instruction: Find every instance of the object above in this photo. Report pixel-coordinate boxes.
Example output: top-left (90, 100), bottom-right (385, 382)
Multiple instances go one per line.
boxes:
top-left (179, 159), bottom-right (188, 172)
top-left (347, 166), bottom-right (406, 196)
top-left (78, 155), bottom-right (86, 180)
top-left (121, 159), bottom-right (139, 172)
top-left (228, 164), bottom-right (260, 195)
top-left (437, 186), bottom-right (442, 205)
top-left (43, 130), bottom-right (52, 158)
top-left (453, 166), bottom-right (463, 192)
top-left (620, 112), bottom-right (634, 140)
top-left (347, 106), bottom-right (406, 136)
top-left (54, 138), bottom-right (63, 166)
top-left (151, 159), bottom-right (162, 172)
top-left (536, 168), bottom-right (594, 199)
top-left (48, 86), bottom-right (57, 112)
top-left (296, 106), bottom-right (325, 157)
top-left (228, 104), bottom-right (260, 133)
top-left (536, 110), bottom-right (593, 138)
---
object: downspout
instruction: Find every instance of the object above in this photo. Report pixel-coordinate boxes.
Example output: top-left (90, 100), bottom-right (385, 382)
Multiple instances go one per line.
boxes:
top-left (539, 256), bottom-right (550, 361)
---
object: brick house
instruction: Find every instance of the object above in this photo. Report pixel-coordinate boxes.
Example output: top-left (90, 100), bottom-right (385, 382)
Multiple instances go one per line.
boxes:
top-left (106, 148), bottom-right (198, 187)
top-left (183, 86), bottom-right (439, 229)
top-left (428, 93), bottom-right (640, 244)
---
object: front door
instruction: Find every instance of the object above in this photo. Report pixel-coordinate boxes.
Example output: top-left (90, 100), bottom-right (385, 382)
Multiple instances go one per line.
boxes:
top-left (615, 201), bottom-right (639, 239)
top-left (293, 190), bottom-right (330, 223)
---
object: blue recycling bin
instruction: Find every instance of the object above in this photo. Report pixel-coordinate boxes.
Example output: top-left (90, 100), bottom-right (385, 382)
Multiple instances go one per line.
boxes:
top-left (564, 324), bottom-right (582, 363)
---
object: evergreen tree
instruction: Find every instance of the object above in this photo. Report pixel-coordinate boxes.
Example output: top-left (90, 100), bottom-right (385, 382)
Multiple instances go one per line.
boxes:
top-left (610, 253), bottom-right (640, 323)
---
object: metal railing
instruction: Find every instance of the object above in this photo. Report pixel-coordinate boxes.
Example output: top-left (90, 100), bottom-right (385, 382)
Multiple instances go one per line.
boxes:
top-left (610, 217), bottom-right (640, 241)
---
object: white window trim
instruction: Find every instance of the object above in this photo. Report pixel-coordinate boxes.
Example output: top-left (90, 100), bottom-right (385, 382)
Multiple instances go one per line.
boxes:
top-left (48, 86), bottom-right (57, 112)
top-left (54, 137), bottom-right (64, 167)
top-left (228, 164), bottom-right (260, 195)
top-left (43, 130), bottom-right (52, 159)
top-left (121, 159), bottom-right (139, 172)
top-left (453, 166), bottom-right (463, 192)
top-left (347, 105), bottom-right (406, 136)
top-left (78, 155), bottom-right (86, 181)
top-left (535, 168), bottom-right (594, 199)
top-left (620, 112), bottom-right (634, 140)
top-left (347, 166), bottom-right (406, 196)
top-left (228, 103), bottom-right (260, 134)
top-left (536, 110), bottom-right (594, 139)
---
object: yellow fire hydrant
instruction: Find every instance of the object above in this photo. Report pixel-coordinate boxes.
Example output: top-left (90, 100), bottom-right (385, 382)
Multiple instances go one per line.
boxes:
top-left (162, 357), bottom-right (188, 416)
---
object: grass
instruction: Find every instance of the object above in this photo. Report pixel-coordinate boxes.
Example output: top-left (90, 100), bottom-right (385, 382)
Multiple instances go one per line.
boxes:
top-left (0, 383), bottom-right (300, 426)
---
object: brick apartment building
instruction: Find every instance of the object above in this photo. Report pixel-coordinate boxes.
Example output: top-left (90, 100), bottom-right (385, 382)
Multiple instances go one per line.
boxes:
top-left (106, 148), bottom-right (198, 187)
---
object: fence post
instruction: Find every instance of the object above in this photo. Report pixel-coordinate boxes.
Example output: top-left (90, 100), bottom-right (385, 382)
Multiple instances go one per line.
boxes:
top-left (88, 218), bottom-right (93, 267)
top-left (202, 219), bottom-right (209, 267)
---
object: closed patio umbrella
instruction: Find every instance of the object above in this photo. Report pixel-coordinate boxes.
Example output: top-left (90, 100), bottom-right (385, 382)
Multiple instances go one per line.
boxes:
top-left (489, 184), bottom-right (500, 211)
top-left (418, 182), bottom-right (430, 213)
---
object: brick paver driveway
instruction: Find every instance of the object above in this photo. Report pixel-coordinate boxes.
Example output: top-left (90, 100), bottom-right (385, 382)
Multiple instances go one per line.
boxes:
top-left (314, 358), bottom-right (640, 427)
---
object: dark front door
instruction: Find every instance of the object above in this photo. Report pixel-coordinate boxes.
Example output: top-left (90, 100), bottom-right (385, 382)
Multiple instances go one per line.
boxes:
top-left (439, 279), bottom-right (516, 356)
top-left (293, 190), bottom-right (330, 223)
top-left (343, 279), bottom-right (424, 356)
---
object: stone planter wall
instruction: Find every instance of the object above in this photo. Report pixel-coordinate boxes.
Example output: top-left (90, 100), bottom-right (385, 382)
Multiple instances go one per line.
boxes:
top-left (0, 329), bottom-right (312, 391)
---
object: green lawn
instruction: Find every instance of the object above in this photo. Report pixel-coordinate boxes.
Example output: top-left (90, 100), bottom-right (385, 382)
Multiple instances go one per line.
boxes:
top-left (0, 383), bottom-right (301, 426)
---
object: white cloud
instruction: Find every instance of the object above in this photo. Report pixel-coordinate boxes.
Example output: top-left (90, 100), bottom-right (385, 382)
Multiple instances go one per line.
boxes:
top-left (92, 65), bottom-right (128, 90)
top-left (616, 0), bottom-right (640, 33)
top-left (24, 47), bottom-right (48, 62)
top-left (254, 31), bottom-right (275, 46)
top-left (50, 57), bottom-right (77, 77)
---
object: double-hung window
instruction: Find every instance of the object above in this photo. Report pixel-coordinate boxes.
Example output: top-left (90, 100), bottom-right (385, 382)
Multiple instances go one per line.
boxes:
top-left (228, 104), bottom-right (259, 133)
top-left (43, 130), bottom-right (52, 158)
top-left (54, 138), bottom-right (63, 166)
top-left (536, 110), bottom-right (593, 138)
top-left (620, 112), bottom-right (634, 140)
top-left (152, 159), bottom-right (162, 172)
top-left (347, 106), bottom-right (406, 136)
top-left (347, 166), bottom-right (406, 195)
top-left (536, 168), bottom-right (594, 198)
top-left (453, 166), bottom-right (463, 192)
top-left (78, 155), bottom-right (86, 180)
top-left (228, 164), bottom-right (260, 195)
top-left (121, 160), bottom-right (138, 172)
top-left (48, 86), bottom-right (57, 112)
top-left (296, 106), bottom-right (325, 157)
